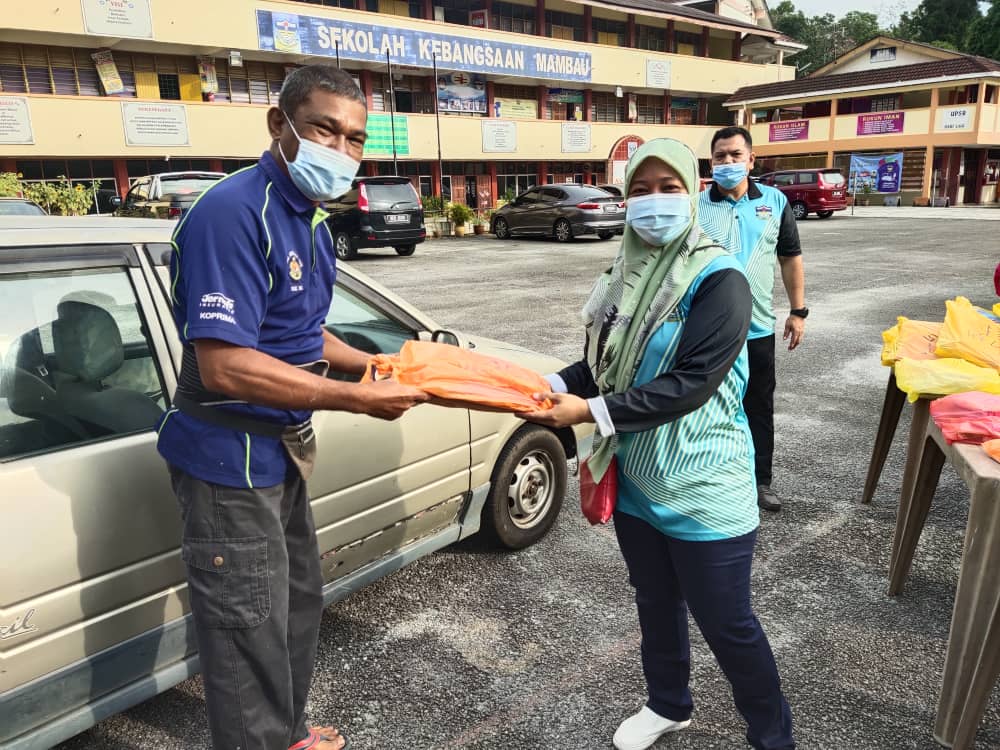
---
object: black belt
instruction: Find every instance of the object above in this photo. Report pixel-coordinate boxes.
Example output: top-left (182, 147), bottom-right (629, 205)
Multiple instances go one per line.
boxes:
top-left (172, 391), bottom-right (311, 440)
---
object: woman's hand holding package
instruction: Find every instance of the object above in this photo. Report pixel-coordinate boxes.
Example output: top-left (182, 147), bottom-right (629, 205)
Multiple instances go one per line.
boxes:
top-left (516, 392), bottom-right (594, 428)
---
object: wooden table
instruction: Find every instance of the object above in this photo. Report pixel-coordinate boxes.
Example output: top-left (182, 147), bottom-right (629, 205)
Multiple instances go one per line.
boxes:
top-left (886, 418), bottom-right (1000, 749)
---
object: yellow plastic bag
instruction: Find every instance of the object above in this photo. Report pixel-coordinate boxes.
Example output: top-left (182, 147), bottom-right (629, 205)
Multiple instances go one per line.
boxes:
top-left (994, 303), bottom-right (1000, 318)
top-left (934, 296), bottom-right (1000, 371)
top-left (880, 317), bottom-right (941, 366)
top-left (895, 357), bottom-right (1000, 402)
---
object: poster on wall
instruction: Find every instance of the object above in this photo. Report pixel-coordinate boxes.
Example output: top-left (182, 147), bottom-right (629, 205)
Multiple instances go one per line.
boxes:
top-left (856, 111), bottom-right (904, 136)
top-left (848, 152), bottom-right (903, 193)
top-left (91, 50), bottom-right (124, 95)
top-left (769, 119), bottom-right (809, 142)
top-left (363, 113), bottom-right (409, 157)
top-left (937, 106), bottom-right (973, 131)
top-left (482, 120), bottom-right (517, 152)
top-left (0, 96), bottom-right (33, 144)
top-left (561, 122), bottom-right (591, 153)
top-left (198, 57), bottom-right (219, 95)
top-left (646, 59), bottom-right (671, 88)
top-left (493, 97), bottom-right (536, 119)
top-left (437, 72), bottom-right (486, 114)
top-left (81, 0), bottom-right (153, 39)
top-left (121, 102), bottom-right (190, 146)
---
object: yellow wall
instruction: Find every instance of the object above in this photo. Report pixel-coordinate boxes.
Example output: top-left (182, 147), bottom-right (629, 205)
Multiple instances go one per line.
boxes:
top-left (980, 104), bottom-right (998, 135)
top-left (1, 94), bottom-right (723, 160)
top-left (6, 1), bottom-right (794, 95)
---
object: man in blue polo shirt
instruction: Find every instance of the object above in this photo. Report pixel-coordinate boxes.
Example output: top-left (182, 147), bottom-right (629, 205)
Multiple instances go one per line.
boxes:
top-left (157, 65), bottom-right (427, 750)
top-left (698, 127), bottom-right (806, 513)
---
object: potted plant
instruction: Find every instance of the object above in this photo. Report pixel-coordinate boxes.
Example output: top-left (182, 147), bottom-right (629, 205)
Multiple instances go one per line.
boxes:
top-left (473, 210), bottom-right (490, 235)
top-left (448, 202), bottom-right (474, 237)
top-left (856, 181), bottom-right (874, 207)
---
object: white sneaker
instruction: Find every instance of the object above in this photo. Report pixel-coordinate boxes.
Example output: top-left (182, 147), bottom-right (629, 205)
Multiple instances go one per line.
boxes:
top-left (612, 706), bottom-right (691, 750)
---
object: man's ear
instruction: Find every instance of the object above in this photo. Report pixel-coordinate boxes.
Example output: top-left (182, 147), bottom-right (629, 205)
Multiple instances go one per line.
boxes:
top-left (266, 107), bottom-right (285, 140)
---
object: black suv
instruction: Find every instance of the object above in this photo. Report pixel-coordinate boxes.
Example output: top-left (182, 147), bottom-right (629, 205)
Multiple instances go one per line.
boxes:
top-left (326, 176), bottom-right (425, 260)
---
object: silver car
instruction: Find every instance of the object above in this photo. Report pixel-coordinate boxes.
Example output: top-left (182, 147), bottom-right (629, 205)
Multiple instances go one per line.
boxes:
top-left (0, 217), bottom-right (591, 750)
top-left (491, 184), bottom-right (625, 242)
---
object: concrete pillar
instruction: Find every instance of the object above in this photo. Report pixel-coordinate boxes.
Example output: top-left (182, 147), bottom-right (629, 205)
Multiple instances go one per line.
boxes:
top-left (627, 14), bottom-right (636, 48)
top-left (536, 0), bottom-right (545, 36)
top-left (113, 159), bottom-right (129, 197)
top-left (360, 70), bottom-right (374, 112)
top-left (486, 81), bottom-right (495, 118)
top-left (583, 5), bottom-right (592, 43)
top-left (702, 28), bottom-right (710, 57)
top-left (664, 92), bottom-right (672, 124)
top-left (584, 89), bottom-right (593, 121)
top-left (537, 84), bottom-right (547, 120)
top-left (422, 0), bottom-right (432, 20)
top-left (209, 159), bottom-right (223, 173)
top-left (431, 160), bottom-right (442, 198)
top-left (732, 33), bottom-right (741, 61)
top-left (666, 20), bottom-right (675, 53)
top-left (537, 161), bottom-right (548, 187)
top-left (488, 162), bottom-right (497, 208)
top-left (922, 144), bottom-right (935, 200)
top-left (0, 158), bottom-right (16, 174)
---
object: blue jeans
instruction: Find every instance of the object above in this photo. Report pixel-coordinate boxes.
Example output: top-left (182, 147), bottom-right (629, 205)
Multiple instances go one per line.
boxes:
top-left (613, 510), bottom-right (794, 750)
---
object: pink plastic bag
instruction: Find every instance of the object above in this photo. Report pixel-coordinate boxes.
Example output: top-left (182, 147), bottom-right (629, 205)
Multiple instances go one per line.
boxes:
top-left (930, 391), bottom-right (1000, 444)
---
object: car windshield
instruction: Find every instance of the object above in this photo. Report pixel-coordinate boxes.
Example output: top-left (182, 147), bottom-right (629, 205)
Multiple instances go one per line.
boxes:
top-left (366, 182), bottom-right (419, 210)
top-left (820, 171), bottom-right (846, 186)
top-left (159, 176), bottom-right (222, 199)
top-left (0, 200), bottom-right (45, 216)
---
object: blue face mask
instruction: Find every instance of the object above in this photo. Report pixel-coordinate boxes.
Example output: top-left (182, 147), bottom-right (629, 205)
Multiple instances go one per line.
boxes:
top-left (712, 162), bottom-right (749, 190)
top-left (625, 193), bottom-right (691, 247)
top-left (279, 112), bottom-right (360, 202)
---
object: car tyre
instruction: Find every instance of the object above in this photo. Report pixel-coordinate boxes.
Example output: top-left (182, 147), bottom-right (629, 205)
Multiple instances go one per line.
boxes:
top-left (791, 201), bottom-right (808, 220)
top-left (494, 217), bottom-right (511, 239)
top-left (598, 231), bottom-right (614, 240)
top-left (816, 210), bottom-right (834, 219)
top-left (394, 245), bottom-right (416, 256)
top-left (334, 231), bottom-right (357, 261)
top-left (554, 218), bottom-right (573, 243)
top-left (481, 426), bottom-right (567, 550)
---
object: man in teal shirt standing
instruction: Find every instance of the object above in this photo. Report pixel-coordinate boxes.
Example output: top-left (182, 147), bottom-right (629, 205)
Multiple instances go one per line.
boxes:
top-left (698, 127), bottom-right (806, 512)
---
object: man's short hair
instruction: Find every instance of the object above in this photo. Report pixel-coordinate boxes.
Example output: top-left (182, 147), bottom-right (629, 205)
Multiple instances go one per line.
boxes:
top-left (278, 65), bottom-right (366, 116)
top-left (711, 126), bottom-right (753, 152)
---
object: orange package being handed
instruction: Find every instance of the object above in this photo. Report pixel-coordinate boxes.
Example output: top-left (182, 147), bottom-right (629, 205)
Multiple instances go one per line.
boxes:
top-left (362, 340), bottom-right (553, 413)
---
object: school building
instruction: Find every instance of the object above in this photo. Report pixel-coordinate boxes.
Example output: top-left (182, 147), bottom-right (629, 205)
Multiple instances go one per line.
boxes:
top-left (726, 36), bottom-right (1000, 206)
top-left (0, 0), bottom-right (799, 208)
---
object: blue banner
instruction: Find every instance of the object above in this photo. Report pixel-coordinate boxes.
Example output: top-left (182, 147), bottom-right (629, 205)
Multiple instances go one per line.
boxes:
top-left (257, 10), bottom-right (592, 83)
top-left (849, 152), bottom-right (903, 193)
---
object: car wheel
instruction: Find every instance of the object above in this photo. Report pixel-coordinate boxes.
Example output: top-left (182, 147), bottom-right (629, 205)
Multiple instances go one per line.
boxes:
top-left (554, 218), bottom-right (573, 242)
top-left (816, 210), bottom-right (834, 219)
top-left (791, 201), bottom-right (808, 220)
top-left (334, 231), bottom-right (357, 261)
top-left (394, 245), bottom-right (416, 256)
top-left (598, 231), bottom-right (614, 240)
top-left (494, 217), bottom-right (510, 239)
top-left (481, 426), bottom-right (567, 550)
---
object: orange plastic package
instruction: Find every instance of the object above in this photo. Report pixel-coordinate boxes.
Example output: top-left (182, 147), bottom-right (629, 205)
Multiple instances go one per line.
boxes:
top-left (362, 340), bottom-right (553, 413)
top-left (984, 439), bottom-right (1000, 464)
top-left (880, 317), bottom-right (941, 366)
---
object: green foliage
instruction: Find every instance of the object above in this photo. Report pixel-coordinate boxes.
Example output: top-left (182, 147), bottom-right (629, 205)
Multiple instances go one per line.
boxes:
top-left (893, 0), bottom-right (982, 50)
top-left (502, 186), bottom-right (517, 203)
top-left (0, 172), bottom-right (22, 198)
top-left (771, 3), bottom-right (885, 76)
top-left (447, 201), bottom-right (474, 226)
top-left (422, 194), bottom-right (444, 214)
top-left (21, 177), bottom-right (98, 216)
top-left (966, 0), bottom-right (1000, 59)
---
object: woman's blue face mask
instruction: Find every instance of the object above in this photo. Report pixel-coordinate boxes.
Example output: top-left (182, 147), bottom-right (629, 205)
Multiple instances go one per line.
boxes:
top-left (625, 193), bottom-right (691, 247)
top-left (279, 112), bottom-right (360, 202)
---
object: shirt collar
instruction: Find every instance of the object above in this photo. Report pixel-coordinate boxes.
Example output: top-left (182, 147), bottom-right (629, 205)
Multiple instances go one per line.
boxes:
top-left (708, 179), bottom-right (763, 204)
top-left (258, 150), bottom-right (316, 215)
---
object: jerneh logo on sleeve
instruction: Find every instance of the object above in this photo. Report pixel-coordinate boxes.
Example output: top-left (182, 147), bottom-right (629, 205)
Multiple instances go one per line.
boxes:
top-left (199, 292), bottom-right (236, 324)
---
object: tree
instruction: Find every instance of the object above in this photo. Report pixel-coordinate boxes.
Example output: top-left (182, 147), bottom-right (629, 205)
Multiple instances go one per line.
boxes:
top-left (966, 0), bottom-right (1000, 60)
top-left (893, 0), bottom-right (982, 50)
top-left (771, 4), bottom-right (886, 77)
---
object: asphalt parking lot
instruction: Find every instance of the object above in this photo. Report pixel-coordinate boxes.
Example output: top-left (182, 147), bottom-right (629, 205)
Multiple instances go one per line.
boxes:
top-left (58, 212), bottom-right (1000, 750)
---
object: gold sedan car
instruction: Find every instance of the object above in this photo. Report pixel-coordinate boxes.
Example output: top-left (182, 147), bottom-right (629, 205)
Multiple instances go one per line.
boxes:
top-left (0, 217), bottom-right (590, 750)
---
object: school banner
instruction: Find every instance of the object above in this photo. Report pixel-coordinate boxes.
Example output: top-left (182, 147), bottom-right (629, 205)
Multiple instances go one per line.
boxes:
top-left (91, 50), bottom-right (124, 96)
top-left (437, 72), bottom-right (486, 114)
top-left (849, 152), bottom-right (903, 193)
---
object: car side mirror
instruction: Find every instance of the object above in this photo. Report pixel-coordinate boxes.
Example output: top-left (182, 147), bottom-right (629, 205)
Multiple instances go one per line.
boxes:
top-left (431, 329), bottom-right (460, 347)
top-left (110, 196), bottom-right (122, 209)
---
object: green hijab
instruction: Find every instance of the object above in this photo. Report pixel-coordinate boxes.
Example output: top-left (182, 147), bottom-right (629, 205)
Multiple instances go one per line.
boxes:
top-left (582, 138), bottom-right (727, 482)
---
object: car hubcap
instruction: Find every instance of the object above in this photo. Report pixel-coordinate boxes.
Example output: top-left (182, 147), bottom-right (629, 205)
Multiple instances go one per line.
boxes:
top-left (507, 450), bottom-right (555, 529)
top-left (793, 205), bottom-right (806, 219)
top-left (556, 222), bottom-right (569, 241)
top-left (336, 236), bottom-right (350, 256)
top-left (497, 220), bottom-right (508, 237)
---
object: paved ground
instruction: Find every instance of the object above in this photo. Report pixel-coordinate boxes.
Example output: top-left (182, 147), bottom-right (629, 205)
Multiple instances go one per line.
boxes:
top-left (58, 215), bottom-right (1000, 749)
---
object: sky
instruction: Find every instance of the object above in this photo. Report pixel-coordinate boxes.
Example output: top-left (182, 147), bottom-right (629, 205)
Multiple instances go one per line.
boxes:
top-left (782, 0), bottom-right (921, 26)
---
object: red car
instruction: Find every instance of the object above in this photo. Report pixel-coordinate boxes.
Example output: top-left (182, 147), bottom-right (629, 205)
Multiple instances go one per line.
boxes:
top-left (757, 168), bottom-right (848, 220)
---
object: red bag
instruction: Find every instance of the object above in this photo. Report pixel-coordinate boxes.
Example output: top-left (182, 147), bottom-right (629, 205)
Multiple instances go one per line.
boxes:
top-left (930, 391), bottom-right (1000, 444)
top-left (579, 457), bottom-right (617, 525)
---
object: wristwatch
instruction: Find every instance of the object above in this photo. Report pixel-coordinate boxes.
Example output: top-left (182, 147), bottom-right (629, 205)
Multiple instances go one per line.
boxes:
top-left (790, 307), bottom-right (809, 319)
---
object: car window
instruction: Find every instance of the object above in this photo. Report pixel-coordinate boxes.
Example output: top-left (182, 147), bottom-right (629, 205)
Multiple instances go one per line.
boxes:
top-left (128, 180), bottom-right (150, 202)
top-left (0, 200), bottom-right (45, 216)
top-left (365, 182), bottom-right (420, 211)
top-left (539, 188), bottom-right (564, 202)
top-left (772, 174), bottom-right (796, 187)
top-left (820, 171), bottom-right (846, 186)
top-left (0, 266), bottom-right (166, 460)
top-left (518, 189), bottom-right (542, 204)
top-left (158, 175), bottom-right (222, 200)
top-left (797, 172), bottom-right (818, 185)
top-left (324, 284), bottom-right (417, 377)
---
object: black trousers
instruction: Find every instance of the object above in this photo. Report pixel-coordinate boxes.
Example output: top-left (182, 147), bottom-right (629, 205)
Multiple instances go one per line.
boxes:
top-left (169, 466), bottom-right (325, 750)
top-left (614, 511), bottom-right (794, 749)
top-left (744, 334), bottom-right (776, 487)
